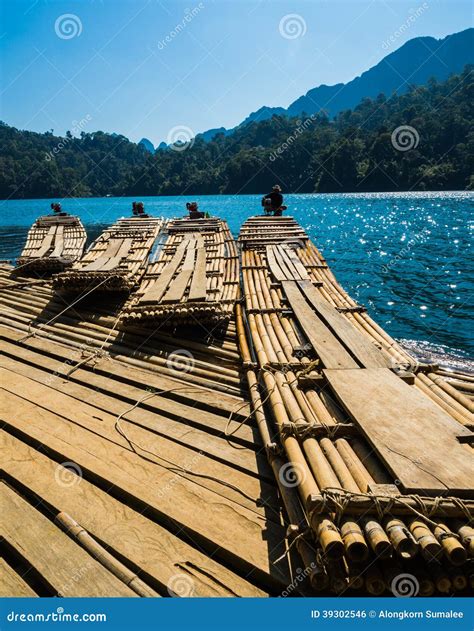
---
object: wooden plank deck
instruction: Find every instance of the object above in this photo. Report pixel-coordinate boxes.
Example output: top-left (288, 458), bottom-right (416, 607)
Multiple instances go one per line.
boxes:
top-left (53, 217), bottom-right (162, 292)
top-left (16, 214), bottom-right (86, 274)
top-left (0, 266), bottom-right (291, 597)
top-left (122, 218), bottom-right (239, 325)
top-left (324, 368), bottom-right (473, 495)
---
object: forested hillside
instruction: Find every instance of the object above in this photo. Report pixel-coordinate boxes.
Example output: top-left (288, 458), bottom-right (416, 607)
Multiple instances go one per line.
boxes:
top-left (1, 67), bottom-right (472, 199)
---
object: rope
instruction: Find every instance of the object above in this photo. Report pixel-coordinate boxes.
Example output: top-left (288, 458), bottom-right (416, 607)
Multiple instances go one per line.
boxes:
top-left (65, 310), bottom-right (122, 377)
top-left (224, 377), bottom-right (278, 448)
top-left (314, 487), bottom-right (472, 527)
top-left (18, 276), bottom-right (110, 343)
top-left (113, 387), bottom-right (271, 507)
top-left (272, 529), bottom-right (312, 565)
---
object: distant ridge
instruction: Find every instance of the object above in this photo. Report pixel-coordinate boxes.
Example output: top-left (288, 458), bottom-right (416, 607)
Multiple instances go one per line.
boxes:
top-left (190, 28), bottom-right (473, 145)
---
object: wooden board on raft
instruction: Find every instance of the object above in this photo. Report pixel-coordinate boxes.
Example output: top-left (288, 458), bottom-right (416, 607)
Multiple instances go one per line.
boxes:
top-left (53, 217), bottom-right (162, 292)
top-left (298, 280), bottom-right (389, 369)
top-left (121, 219), bottom-right (239, 325)
top-left (281, 280), bottom-right (359, 369)
top-left (324, 367), bottom-right (474, 495)
top-left (16, 215), bottom-right (86, 274)
top-left (0, 558), bottom-right (38, 597)
top-left (0, 482), bottom-right (137, 597)
top-left (1, 433), bottom-right (267, 597)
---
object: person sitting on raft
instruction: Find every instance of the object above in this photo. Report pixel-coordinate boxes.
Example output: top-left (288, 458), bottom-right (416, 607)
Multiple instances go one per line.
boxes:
top-left (262, 185), bottom-right (284, 216)
top-left (186, 201), bottom-right (205, 219)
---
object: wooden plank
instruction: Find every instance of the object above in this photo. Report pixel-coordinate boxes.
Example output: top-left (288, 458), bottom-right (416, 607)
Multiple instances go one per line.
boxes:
top-left (0, 346), bottom-right (265, 469)
top-left (162, 245), bottom-right (196, 303)
top-left (282, 280), bottom-right (358, 369)
top-left (34, 226), bottom-right (56, 258)
top-left (50, 225), bottom-right (65, 257)
top-left (283, 247), bottom-right (309, 280)
top-left (82, 238), bottom-right (124, 272)
top-left (140, 248), bottom-right (186, 304)
top-left (0, 390), bottom-right (288, 583)
top-left (0, 367), bottom-right (271, 511)
top-left (324, 368), bottom-right (474, 494)
top-left (0, 326), bottom-right (248, 417)
top-left (266, 246), bottom-right (286, 282)
top-left (299, 280), bottom-right (389, 368)
top-left (0, 483), bottom-right (137, 597)
top-left (1, 433), bottom-right (267, 596)
top-left (0, 332), bottom-right (256, 444)
top-left (100, 238), bottom-right (133, 272)
top-left (0, 558), bottom-right (38, 597)
top-left (273, 246), bottom-right (296, 280)
top-left (188, 248), bottom-right (207, 301)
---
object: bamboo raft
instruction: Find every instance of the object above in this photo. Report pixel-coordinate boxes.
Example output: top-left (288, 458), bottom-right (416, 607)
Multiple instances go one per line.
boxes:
top-left (53, 216), bottom-right (162, 293)
top-left (0, 213), bottom-right (472, 597)
top-left (121, 217), bottom-right (239, 325)
top-left (16, 212), bottom-right (86, 274)
top-left (237, 214), bottom-right (473, 595)
top-left (0, 262), bottom-right (290, 597)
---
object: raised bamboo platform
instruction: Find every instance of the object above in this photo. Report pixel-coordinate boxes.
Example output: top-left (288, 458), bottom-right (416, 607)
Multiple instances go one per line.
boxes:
top-left (16, 213), bottom-right (86, 275)
top-left (53, 217), bottom-right (162, 293)
top-left (237, 214), bottom-right (473, 595)
top-left (0, 213), bottom-right (472, 598)
top-left (121, 218), bottom-right (239, 326)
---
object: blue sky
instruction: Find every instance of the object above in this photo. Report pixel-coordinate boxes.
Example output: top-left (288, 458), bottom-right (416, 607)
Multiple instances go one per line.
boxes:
top-left (0, 0), bottom-right (471, 146)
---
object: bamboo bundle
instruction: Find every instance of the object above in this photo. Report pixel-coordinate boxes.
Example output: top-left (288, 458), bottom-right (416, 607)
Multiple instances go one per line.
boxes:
top-left (236, 215), bottom-right (473, 595)
top-left (53, 216), bottom-right (162, 293)
top-left (16, 212), bottom-right (86, 275)
top-left (121, 218), bottom-right (239, 326)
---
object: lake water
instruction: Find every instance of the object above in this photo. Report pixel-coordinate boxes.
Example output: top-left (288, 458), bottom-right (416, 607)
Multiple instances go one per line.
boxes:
top-left (1, 191), bottom-right (472, 369)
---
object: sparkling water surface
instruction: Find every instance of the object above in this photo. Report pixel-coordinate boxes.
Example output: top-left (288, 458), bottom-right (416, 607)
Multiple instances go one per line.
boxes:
top-left (1, 191), bottom-right (472, 368)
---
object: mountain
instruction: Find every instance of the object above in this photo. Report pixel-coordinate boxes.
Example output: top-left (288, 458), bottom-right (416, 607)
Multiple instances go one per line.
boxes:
top-left (139, 137), bottom-right (155, 153)
top-left (2, 66), bottom-right (472, 198)
top-left (196, 28), bottom-right (473, 143)
top-left (286, 28), bottom-right (473, 118)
